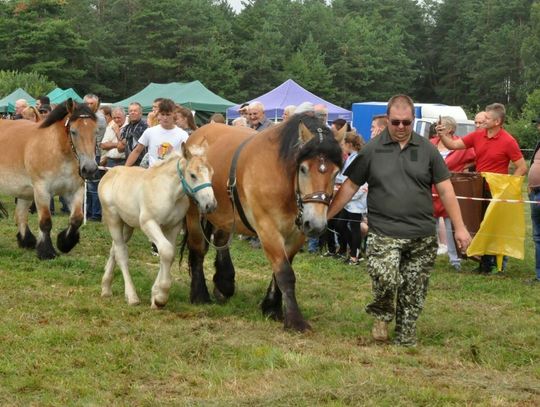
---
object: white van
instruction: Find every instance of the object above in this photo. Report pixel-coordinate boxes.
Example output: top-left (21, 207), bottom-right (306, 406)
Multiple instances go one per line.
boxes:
top-left (413, 104), bottom-right (475, 138)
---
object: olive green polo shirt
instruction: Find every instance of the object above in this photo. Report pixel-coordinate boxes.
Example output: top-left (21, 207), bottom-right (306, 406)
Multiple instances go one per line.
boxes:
top-left (344, 129), bottom-right (450, 238)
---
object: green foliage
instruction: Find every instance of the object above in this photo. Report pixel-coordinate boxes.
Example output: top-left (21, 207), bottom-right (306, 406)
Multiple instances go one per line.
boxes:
top-left (0, 70), bottom-right (56, 98)
top-left (282, 34), bottom-right (334, 99)
top-left (507, 88), bottom-right (540, 150)
top-left (0, 0), bottom-right (537, 114)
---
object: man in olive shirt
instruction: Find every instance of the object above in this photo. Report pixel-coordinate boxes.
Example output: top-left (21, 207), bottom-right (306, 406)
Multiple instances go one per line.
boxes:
top-left (328, 94), bottom-right (471, 346)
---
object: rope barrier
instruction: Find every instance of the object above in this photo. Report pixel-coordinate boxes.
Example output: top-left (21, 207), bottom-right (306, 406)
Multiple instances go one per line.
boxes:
top-left (432, 193), bottom-right (538, 204)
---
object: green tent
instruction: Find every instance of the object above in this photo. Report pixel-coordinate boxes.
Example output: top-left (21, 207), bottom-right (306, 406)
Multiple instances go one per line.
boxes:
top-left (47, 87), bottom-right (83, 104)
top-left (0, 88), bottom-right (36, 113)
top-left (114, 81), bottom-right (236, 117)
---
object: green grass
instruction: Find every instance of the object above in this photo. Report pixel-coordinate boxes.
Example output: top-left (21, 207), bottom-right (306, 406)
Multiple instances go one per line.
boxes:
top-left (0, 197), bottom-right (539, 406)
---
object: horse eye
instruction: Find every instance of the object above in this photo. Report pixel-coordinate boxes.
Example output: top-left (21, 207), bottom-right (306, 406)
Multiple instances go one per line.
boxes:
top-left (190, 173), bottom-right (197, 180)
top-left (70, 129), bottom-right (77, 136)
top-left (300, 165), bottom-right (308, 175)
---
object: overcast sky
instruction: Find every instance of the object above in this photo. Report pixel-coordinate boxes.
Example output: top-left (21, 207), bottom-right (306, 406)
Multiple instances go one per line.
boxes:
top-left (227, 0), bottom-right (244, 13)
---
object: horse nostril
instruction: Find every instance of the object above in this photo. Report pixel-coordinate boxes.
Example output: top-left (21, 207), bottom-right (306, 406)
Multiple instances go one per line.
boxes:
top-left (303, 220), bottom-right (311, 230)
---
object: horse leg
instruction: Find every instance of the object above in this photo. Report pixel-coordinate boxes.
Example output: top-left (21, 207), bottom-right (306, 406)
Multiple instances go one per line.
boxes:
top-left (186, 209), bottom-right (212, 304)
top-left (260, 236), bottom-right (311, 332)
top-left (15, 198), bottom-right (37, 249)
top-left (32, 188), bottom-right (57, 260)
top-left (110, 221), bottom-right (139, 305)
top-left (261, 274), bottom-right (283, 322)
top-left (102, 224), bottom-right (134, 298)
top-left (142, 220), bottom-right (180, 309)
top-left (212, 229), bottom-right (235, 303)
top-left (57, 188), bottom-right (83, 253)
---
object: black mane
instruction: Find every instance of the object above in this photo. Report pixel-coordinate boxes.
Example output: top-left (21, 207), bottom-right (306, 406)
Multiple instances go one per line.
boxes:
top-left (278, 113), bottom-right (343, 169)
top-left (39, 100), bottom-right (96, 128)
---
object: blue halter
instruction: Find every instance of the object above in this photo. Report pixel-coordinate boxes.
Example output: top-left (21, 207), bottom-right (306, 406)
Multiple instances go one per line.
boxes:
top-left (176, 159), bottom-right (212, 197)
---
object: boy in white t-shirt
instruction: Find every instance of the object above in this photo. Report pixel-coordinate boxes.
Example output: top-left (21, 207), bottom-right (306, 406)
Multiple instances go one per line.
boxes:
top-left (125, 98), bottom-right (188, 167)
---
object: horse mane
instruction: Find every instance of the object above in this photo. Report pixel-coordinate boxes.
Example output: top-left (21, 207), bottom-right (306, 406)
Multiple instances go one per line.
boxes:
top-left (39, 100), bottom-right (96, 129)
top-left (150, 151), bottom-right (182, 169)
top-left (278, 113), bottom-right (343, 169)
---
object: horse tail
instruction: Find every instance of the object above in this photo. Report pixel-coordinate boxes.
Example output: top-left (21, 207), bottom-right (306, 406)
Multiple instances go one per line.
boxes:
top-left (0, 200), bottom-right (8, 218)
top-left (178, 219), bottom-right (188, 266)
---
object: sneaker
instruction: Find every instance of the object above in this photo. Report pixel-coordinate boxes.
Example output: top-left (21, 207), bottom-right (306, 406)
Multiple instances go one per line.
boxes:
top-left (452, 263), bottom-right (461, 272)
top-left (436, 244), bottom-right (448, 255)
top-left (371, 320), bottom-right (388, 342)
top-left (321, 251), bottom-right (337, 257)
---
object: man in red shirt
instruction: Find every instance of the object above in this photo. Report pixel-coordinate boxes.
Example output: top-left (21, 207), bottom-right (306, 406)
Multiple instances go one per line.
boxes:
top-left (438, 103), bottom-right (527, 273)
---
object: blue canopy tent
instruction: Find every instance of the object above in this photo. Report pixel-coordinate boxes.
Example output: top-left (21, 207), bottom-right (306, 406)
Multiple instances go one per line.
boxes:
top-left (226, 79), bottom-right (352, 123)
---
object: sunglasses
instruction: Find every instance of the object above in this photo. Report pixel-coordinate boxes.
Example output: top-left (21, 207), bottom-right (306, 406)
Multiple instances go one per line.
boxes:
top-left (390, 119), bottom-right (412, 126)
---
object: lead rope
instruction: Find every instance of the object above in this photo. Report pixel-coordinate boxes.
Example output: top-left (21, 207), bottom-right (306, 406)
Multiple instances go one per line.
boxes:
top-left (175, 159), bottom-right (235, 251)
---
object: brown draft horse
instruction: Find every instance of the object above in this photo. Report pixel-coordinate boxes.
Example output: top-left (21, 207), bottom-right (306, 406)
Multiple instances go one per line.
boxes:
top-left (184, 114), bottom-right (345, 331)
top-left (0, 99), bottom-right (98, 259)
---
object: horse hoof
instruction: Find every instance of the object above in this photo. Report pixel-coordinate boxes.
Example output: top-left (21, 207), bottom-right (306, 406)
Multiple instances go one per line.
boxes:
top-left (151, 300), bottom-right (166, 309)
top-left (151, 294), bottom-right (168, 309)
top-left (101, 289), bottom-right (113, 298)
top-left (57, 229), bottom-right (80, 253)
top-left (284, 318), bottom-right (312, 333)
top-left (126, 297), bottom-right (140, 306)
top-left (213, 287), bottom-right (229, 304)
top-left (37, 250), bottom-right (57, 260)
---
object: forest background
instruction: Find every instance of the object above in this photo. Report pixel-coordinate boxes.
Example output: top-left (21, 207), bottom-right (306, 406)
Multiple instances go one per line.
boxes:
top-left (0, 0), bottom-right (539, 147)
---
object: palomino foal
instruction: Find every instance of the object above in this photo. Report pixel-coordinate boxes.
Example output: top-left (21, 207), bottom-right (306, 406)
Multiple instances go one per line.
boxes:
top-left (98, 142), bottom-right (216, 308)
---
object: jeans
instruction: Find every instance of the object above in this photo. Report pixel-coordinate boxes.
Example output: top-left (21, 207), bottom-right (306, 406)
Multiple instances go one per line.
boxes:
top-left (436, 217), bottom-right (461, 267)
top-left (530, 190), bottom-right (540, 280)
top-left (307, 237), bottom-right (319, 253)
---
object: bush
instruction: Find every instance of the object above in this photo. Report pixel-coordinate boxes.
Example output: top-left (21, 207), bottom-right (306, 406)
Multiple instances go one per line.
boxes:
top-left (0, 70), bottom-right (56, 99)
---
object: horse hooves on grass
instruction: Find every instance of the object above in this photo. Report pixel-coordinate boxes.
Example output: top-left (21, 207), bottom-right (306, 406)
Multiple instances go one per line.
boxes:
top-left (37, 249), bottom-right (57, 260)
top-left (16, 231), bottom-right (37, 249)
top-left (57, 229), bottom-right (80, 253)
top-left (284, 318), bottom-right (312, 333)
top-left (213, 287), bottom-right (230, 304)
top-left (261, 299), bottom-right (284, 321)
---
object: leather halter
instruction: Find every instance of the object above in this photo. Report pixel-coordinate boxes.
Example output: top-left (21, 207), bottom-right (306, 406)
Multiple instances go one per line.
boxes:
top-left (176, 159), bottom-right (213, 198)
top-left (64, 114), bottom-right (93, 177)
top-left (294, 153), bottom-right (333, 228)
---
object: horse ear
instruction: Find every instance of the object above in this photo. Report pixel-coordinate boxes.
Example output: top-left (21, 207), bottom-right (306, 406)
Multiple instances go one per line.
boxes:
top-left (334, 124), bottom-right (347, 143)
top-left (181, 142), bottom-right (192, 159)
top-left (298, 121), bottom-right (314, 145)
top-left (66, 98), bottom-right (74, 115)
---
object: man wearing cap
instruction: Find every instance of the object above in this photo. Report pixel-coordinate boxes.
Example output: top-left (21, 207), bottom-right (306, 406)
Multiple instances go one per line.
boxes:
top-left (527, 116), bottom-right (540, 284)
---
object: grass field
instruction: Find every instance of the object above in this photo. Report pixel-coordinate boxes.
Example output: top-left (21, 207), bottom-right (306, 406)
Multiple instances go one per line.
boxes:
top-left (0, 197), bottom-right (539, 406)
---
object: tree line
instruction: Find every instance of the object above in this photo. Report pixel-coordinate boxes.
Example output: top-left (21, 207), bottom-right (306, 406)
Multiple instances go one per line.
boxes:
top-left (0, 0), bottom-right (539, 146)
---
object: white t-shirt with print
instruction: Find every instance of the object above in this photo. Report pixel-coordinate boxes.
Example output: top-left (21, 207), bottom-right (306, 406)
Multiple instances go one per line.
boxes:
top-left (137, 125), bottom-right (188, 167)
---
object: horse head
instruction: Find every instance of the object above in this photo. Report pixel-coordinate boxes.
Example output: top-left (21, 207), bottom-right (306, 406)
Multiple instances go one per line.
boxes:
top-left (294, 119), bottom-right (346, 237)
top-left (180, 140), bottom-right (217, 214)
top-left (65, 99), bottom-right (99, 179)
top-left (41, 99), bottom-right (98, 179)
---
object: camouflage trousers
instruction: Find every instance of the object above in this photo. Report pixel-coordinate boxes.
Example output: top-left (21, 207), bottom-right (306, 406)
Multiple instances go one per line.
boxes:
top-left (365, 232), bottom-right (438, 345)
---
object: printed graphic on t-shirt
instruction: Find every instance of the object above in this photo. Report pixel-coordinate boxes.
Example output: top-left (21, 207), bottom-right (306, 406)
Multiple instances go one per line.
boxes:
top-left (158, 142), bottom-right (173, 159)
